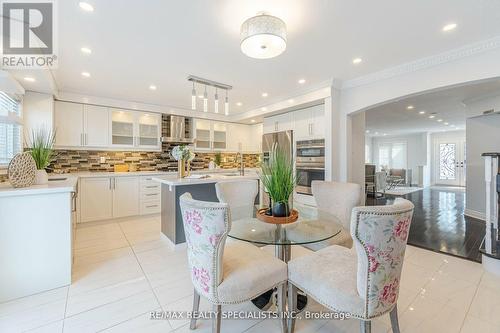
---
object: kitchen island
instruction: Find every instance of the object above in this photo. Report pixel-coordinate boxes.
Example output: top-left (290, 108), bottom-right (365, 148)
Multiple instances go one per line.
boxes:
top-left (153, 173), bottom-right (260, 246)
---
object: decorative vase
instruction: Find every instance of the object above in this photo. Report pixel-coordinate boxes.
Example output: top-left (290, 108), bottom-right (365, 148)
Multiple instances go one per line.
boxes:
top-left (34, 169), bottom-right (48, 185)
top-left (178, 159), bottom-right (186, 178)
top-left (272, 202), bottom-right (290, 217)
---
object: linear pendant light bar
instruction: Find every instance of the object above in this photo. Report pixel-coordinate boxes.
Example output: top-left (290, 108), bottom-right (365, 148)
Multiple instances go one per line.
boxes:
top-left (187, 75), bottom-right (233, 90)
top-left (188, 75), bottom-right (232, 115)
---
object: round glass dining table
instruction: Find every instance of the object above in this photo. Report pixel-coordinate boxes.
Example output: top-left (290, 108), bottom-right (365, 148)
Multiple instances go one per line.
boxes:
top-left (228, 202), bottom-right (343, 310)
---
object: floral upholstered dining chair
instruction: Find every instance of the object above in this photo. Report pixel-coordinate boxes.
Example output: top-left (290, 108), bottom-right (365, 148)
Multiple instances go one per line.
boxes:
top-left (287, 198), bottom-right (414, 333)
top-left (179, 193), bottom-right (288, 333)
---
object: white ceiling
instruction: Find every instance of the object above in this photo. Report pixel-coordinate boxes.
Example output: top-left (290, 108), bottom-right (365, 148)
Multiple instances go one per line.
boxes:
top-left (13, 0), bottom-right (500, 115)
top-left (365, 79), bottom-right (500, 136)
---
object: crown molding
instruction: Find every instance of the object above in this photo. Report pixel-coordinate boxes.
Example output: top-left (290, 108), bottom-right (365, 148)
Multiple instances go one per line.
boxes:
top-left (342, 36), bottom-right (500, 90)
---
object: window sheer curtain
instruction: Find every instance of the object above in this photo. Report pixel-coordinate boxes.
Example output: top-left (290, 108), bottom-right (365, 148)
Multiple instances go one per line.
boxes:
top-left (377, 142), bottom-right (407, 170)
top-left (0, 92), bottom-right (22, 166)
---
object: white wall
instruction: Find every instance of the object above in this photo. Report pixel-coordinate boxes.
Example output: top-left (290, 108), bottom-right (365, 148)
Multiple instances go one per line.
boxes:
top-left (371, 132), bottom-right (428, 186)
top-left (466, 114), bottom-right (500, 217)
top-left (23, 91), bottom-right (54, 146)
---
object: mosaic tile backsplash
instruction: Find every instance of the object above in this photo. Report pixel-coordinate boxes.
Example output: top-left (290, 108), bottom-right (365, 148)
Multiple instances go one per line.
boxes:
top-left (46, 149), bottom-right (260, 173)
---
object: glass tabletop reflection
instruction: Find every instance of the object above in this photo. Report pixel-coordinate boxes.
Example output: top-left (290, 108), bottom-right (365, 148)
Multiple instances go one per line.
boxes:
top-left (228, 202), bottom-right (343, 246)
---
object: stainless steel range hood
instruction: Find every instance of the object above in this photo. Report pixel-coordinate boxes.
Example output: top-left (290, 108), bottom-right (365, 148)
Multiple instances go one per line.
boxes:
top-left (161, 115), bottom-right (194, 143)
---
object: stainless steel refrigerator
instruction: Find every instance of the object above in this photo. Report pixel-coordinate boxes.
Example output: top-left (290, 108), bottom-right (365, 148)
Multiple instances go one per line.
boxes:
top-left (262, 130), bottom-right (294, 163)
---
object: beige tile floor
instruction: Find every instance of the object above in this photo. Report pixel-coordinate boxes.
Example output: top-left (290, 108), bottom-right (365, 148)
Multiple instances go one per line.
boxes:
top-left (1, 215), bottom-right (499, 333)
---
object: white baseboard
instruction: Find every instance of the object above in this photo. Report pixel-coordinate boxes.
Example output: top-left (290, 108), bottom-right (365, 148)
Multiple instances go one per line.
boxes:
top-left (464, 208), bottom-right (486, 221)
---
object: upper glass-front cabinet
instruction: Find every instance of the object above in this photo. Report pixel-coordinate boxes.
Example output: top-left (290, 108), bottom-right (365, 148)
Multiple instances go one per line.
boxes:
top-left (194, 120), bottom-right (227, 151)
top-left (137, 113), bottom-right (160, 147)
top-left (110, 109), bottom-right (161, 150)
top-left (111, 110), bottom-right (134, 146)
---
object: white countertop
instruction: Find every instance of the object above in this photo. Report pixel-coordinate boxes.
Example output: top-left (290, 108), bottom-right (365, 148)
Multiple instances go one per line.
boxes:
top-left (0, 168), bottom-right (261, 197)
top-left (0, 175), bottom-right (79, 198)
top-left (152, 173), bottom-right (259, 186)
top-left (75, 170), bottom-right (173, 178)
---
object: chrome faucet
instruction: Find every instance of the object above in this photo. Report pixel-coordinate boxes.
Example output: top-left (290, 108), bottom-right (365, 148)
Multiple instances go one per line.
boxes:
top-left (236, 152), bottom-right (245, 176)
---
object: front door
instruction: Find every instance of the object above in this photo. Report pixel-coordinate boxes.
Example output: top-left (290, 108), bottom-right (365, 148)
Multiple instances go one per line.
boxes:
top-left (435, 139), bottom-right (466, 186)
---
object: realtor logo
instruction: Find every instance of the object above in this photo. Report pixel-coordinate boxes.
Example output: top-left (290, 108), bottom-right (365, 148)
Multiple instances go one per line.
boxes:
top-left (1, 0), bottom-right (57, 68)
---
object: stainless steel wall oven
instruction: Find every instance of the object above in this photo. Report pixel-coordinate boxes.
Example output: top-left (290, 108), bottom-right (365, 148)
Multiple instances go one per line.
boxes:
top-left (296, 139), bottom-right (325, 195)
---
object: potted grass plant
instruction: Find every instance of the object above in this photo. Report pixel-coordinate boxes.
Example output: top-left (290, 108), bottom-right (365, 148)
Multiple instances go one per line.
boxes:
top-left (28, 128), bottom-right (56, 185)
top-left (259, 144), bottom-right (298, 217)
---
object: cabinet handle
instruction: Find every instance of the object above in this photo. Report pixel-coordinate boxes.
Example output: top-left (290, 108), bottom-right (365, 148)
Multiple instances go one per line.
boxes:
top-left (145, 185), bottom-right (158, 188)
top-left (109, 178), bottom-right (112, 190)
top-left (80, 133), bottom-right (83, 146)
top-left (145, 193), bottom-right (158, 196)
top-left (113, 178), bottom-right (116, 190)
top-left (146, 205), bottom-right (158, 208)
top-left (85, 133), bottom-right (88, 145)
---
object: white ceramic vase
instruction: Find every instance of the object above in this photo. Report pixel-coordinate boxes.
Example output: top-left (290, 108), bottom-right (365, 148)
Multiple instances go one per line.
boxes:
top-left (35, 169), bottom-right (49, 185)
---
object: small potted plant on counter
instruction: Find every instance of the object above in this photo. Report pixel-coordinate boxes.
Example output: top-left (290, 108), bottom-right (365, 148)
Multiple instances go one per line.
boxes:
top-left (28, 128), bottom-right (56, 185)
top-left (259, 144), bottom-right (297, 217)
top-left (171, 145), bottom-right (195, 178)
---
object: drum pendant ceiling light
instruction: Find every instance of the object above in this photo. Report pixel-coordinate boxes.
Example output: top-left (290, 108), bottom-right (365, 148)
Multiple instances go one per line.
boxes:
top-left (240, 13), bottom-right (287, 59)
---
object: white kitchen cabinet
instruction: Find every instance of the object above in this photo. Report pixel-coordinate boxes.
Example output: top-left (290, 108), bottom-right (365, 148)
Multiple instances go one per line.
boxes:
top-left (80, 177), bottom-right (113, 222)
top-left (293, 108), bottom-right (312, 140)
top-left (79, 175), bottom-right (154, 222)
top-left (137, 113), bottom-right (161, 149)
top-left (54, 101), bottom-right (84, 147)
top-left (293, 105), bottom-right (325, 140)
top-left (112, 177), bottom-right (139, 218)
top-left (110, 109), bottom-right (161, 151)
top-left (84, 105), bottom-right (109, 147)
top-left (263, 112), bottom-right (293, 134)
top-left (55, 101), bottom-right (110, 148)
top-left (193, 119), bottom-right (227, 151)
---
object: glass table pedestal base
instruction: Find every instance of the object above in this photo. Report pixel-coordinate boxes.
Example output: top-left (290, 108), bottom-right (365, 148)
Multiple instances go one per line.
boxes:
top-left (251, 243), bottom-right (307, 312)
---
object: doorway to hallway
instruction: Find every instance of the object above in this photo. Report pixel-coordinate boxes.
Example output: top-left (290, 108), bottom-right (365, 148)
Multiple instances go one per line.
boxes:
top-left (434, 136), bottom-right (466, 187)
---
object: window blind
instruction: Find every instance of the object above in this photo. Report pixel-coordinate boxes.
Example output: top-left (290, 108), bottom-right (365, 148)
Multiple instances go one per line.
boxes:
top-left (0, 92), bottom-right (22, 165)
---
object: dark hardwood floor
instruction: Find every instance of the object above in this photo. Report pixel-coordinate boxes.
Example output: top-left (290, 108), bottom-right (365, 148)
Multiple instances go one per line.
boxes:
top-left (367, 187), bottom-right (485, 262)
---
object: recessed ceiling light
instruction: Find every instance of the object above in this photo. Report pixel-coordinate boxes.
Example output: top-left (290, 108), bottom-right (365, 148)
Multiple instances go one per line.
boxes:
top-left (251, 119), bottom-right (256, 123)
top-left (375, 132), bottom-right (379, 135)
top-left (288, 99), bottom-right (294, 104)
top-left (406, 105), bottom-right (414, 110)
top-left (261, 107), bottom-right (267, 111)
top-left (450, 124), bottom-right (456, 127)
top-left (262, 92), bottom-right (268, 97)
top-left (81, 47), bottom-right (92, 54)
top-left (419, 111), bottom-right (426, 114)
top-left (444, 122), bottom-right (449, 125)
top-left (24, 77), bottom-right (35, 82)
top-left (365, 130), bottom-right (370, 133)
top-left (298, 79), bottom-right (306, 84)
top-left (383, 133), bottom-right (387, 136)
top-left (78, 1), bottom-right (94, 12)
top-left (437, 119), bottom-right (443, 122)
top-left (429, 115), bottom-right (435, 119)
top-left (236, 102), bottom-right (242, 106)
top-left (81, 72), bottom-right (91, 78)
top-left (149, 85), bottom-right (157, 90)
top-left (442, 23), bottom-right (457, 32)
top-left (352, 58), bottom-right (362, 64)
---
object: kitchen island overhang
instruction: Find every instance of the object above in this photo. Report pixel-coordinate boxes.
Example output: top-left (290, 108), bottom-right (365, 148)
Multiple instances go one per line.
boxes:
top-left (153, 174), bottom-right (260, 246)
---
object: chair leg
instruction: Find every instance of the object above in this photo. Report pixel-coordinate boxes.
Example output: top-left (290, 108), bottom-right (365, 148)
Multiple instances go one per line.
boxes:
top-left (277, 282), bottom-right (287, 333)
top-left (360, 320), bottom-right (371, 333)
top-left (389, 305), bottom-right (400, 333)
top-left (212, 304), bottom-right (221, 333)
top-left (287, 283), bottom-right (297, 333)
top-left (190, 290), bottom-right (200, 329)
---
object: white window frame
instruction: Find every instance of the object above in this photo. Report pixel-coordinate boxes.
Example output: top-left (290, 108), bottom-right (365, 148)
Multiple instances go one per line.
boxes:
top-left (376, 140), bottom-right (408, 170)
top-left (0, 92), bottom-right (23, 169)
